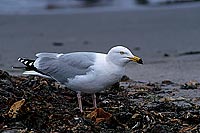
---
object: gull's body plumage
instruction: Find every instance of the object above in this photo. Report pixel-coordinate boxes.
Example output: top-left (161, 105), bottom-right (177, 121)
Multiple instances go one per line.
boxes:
top-left (17, 46), bottom-right (143, 112)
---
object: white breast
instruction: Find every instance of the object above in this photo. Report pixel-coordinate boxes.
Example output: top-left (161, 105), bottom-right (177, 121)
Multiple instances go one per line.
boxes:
top-left (66, 53), bottom-right (125, 93)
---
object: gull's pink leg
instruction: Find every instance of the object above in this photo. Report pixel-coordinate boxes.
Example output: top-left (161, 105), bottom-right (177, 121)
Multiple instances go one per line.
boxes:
top-left (77, 91), bottom-right (83, 112)
top-left (92, 93), bottom-right (97, 108)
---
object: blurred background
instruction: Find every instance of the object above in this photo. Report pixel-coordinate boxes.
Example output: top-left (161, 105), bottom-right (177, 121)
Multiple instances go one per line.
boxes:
top-left (0, 0), bottom-right (200, 14)
top-left (0, 0), bottom-right (200, 83)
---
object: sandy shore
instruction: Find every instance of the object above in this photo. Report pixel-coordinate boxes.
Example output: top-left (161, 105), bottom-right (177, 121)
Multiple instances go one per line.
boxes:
top-left (0, 6), bottom-right (200, 83)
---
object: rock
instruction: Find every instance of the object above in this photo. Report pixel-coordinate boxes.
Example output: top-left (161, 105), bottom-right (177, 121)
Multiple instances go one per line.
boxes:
top-left (181, 80), bottom-right (200, 89)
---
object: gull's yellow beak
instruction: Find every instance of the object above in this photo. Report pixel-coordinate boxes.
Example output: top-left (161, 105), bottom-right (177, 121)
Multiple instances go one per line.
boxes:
top-left (128, 56), bottom-right (143, 64)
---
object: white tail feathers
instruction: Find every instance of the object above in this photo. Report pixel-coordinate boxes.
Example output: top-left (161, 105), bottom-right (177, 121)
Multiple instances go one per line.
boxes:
top-left (23, 71), bottom-right (51, 78)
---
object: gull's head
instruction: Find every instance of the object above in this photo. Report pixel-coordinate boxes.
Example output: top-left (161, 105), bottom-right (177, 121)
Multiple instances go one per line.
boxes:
top-left (107, 46), bottom-right (143, 66)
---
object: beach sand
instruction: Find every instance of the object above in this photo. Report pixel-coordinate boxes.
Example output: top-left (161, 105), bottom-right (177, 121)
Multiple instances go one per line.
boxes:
top-left (0, 5), bottom-right (200, 83)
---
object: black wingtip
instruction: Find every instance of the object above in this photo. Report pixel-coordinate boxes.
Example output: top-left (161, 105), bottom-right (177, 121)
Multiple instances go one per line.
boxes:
top-left (17, 57), bottom-right (35, 67)
top-left (16, 57), bottom-right (48, 76)
top-left (18, 57), bottom-right (23, 62)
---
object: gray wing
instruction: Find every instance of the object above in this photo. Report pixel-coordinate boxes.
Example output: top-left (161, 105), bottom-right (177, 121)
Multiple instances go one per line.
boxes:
top-left (35, 52), bottom-right (96, 83)
top-left (36, 53), bottom-right (63, 58)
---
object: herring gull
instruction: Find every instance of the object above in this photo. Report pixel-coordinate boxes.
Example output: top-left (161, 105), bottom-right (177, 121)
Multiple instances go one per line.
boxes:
top-left (17, 46), bottom-right (143, 112)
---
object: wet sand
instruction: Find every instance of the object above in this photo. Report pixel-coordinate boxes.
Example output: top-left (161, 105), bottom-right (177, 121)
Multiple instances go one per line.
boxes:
top-left (0, 5), bottom-right (200, 83)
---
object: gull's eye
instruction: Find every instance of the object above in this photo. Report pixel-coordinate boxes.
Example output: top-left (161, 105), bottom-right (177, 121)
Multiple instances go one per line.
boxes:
top-left (120, 51), bottom-right (125, 55)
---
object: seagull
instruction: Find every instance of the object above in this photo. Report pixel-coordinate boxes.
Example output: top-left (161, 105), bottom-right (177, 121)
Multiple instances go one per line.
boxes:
top-left (17, 46), bottom-right (143, 112)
